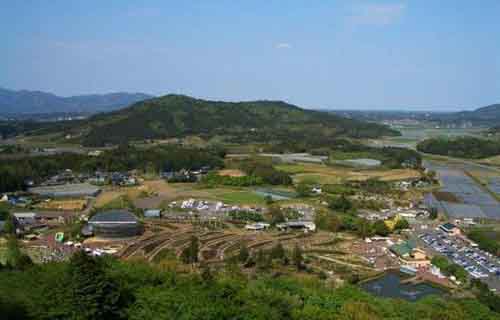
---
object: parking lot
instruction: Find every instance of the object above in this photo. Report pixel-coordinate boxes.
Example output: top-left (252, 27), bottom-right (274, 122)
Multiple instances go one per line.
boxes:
top-left (418, 229), bottom-right (500, 292)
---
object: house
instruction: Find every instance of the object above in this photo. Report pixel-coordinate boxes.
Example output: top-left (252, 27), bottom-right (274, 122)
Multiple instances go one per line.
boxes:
top-left (439, 223), bottom-right (461, 236)
top-left (390, 240), bottom-right (431, 269)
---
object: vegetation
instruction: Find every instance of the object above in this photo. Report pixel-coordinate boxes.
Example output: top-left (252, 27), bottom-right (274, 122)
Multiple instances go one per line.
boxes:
top-left (202, 172), bottom-right (263, 187)
top-left (0, 251), bottom-right (499, 319)
top-left (0, 144), bottom-right (224, 193)
top-left (467, 228), bottom-right (500, 257)
top-left (417, 136), bottom-right (500, 159)
top-left (431, 255), bottom-right (468, 283)
top-left (228, 210), bottom-right (264, 222)
top-left (77, 95), bottom-right (399, 147)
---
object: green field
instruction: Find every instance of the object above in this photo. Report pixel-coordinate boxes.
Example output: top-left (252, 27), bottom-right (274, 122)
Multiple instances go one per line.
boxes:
top-left (215, 190), bottom-right (266, 205)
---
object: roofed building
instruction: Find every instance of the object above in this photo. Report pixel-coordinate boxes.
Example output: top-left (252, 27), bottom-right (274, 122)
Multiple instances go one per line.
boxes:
top-left (88, 210), bottom-right (143, 238)
top-left (439, 223), bottom-right (461, 236)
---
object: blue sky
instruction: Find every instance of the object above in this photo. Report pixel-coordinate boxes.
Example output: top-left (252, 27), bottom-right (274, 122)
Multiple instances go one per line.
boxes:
top-left (1, 0), bottom-right (499, 110)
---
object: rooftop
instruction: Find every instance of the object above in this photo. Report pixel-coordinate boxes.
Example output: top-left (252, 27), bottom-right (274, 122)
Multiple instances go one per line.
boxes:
top-left (89, 210), bottom-right (138, 224)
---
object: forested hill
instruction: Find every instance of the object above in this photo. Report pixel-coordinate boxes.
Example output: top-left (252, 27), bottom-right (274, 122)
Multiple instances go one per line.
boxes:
top-left (0, 87), bottom-right (153, 115)
top-left (81, 94), bottom-right (400, 146)
top-left (417, 136), bottom-right (500, 159)
top-left (434, 103), bottom-right (500, 125)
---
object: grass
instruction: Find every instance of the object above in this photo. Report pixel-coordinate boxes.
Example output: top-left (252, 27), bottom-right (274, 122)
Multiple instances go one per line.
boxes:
top-left (216, 191), bottom-right (266, 205)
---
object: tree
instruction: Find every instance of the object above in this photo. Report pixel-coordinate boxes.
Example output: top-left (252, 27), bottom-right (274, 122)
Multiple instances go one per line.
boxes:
top-left (238, 244), bottom-right (249, 263)
top-left (268, 205), bottom-right (285, 225)
top-left (270, 243), bottom-right (285, 261)
top-left (255, 249), bottom-right (270, 271)
top-left (5, 236), bottom-right (32, 270)
top-left (68, 251), bottom-right (121, 320)
top-left (429, 208), bottom-right (438, 220)
top-left (292, 244), bottom-right (304, 270)
top-left (356, 218), bottom-right (373, 239)
top-left (296, 182), bottom-right (312, 198)
top-left (328, 195), bottom-right (354, 213)
top-left (181, 236), bottom-right (199, 264)
top-left (394, 218), bottom-right (410, 231)
top-left (373, 220), bottom-right (390, 236)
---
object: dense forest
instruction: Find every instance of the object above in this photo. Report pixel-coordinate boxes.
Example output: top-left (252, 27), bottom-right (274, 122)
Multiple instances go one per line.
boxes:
top-left (77, 95), bottom-right (399, 146)
top-left (1, 252), bottom-right (499, 320)
top-left (417, 136), bottom-right (500, 159)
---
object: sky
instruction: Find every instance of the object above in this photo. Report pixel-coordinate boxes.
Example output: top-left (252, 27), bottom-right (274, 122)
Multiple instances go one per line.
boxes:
top-left (1, 0), bottom-right (499, 111)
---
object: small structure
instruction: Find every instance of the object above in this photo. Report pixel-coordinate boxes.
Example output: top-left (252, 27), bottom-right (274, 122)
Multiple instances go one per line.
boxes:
top-left (439, 223), bottom-right (461, 236)
top-left (144, 209), bottom-right (161, 218)
top-left (13, 212), bottom-right (37, 222)
top-left (88, 210), bottom-right (143, 238)
top-left (245, 222), bottom-right (270, 231)
top-left (390, 240), bottom-right (431, 269)
top-left (276, 221), bottom-right (316, 232)
top-left (29, 183), bottom-right (101, 198)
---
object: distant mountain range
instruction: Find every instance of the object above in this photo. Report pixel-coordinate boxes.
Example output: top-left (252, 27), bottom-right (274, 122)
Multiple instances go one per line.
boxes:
top-left (0, 87), bottom-right (153, 115)
top-left (448, 104), bottom-right (500, 124)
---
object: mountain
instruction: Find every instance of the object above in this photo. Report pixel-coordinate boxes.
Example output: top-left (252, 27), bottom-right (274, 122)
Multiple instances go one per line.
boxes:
top-left (79, 94), bottom-right (399, 146)
top-left (432, 103), bottom-right (500, 125)
top-left (0, 87), bottom-right (153, 115)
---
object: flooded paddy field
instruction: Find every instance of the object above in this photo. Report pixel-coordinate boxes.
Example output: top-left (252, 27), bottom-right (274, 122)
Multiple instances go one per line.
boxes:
top-left (424, 161), bottom-right (500, 219)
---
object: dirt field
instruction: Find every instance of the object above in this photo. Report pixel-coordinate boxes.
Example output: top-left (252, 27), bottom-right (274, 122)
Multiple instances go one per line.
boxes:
top-left (36, 199), bottom-right (87, 211)
top-left (217, 169), bottom-right (247, 177)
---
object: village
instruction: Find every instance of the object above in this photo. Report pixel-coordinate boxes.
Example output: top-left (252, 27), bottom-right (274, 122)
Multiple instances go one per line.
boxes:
top-left (2, 157), bottom-right (497, 296)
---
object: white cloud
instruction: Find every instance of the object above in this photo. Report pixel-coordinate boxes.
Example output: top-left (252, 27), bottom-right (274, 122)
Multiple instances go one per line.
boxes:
top-left (275, 43), bottom-right (292, 49)
top-left (349, 3), bottom-right (406, 26)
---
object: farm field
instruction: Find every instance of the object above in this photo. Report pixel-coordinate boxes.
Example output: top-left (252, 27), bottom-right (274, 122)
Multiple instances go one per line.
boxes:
top-left (276, 162), bottom-right (420, 184)
top-left (368, 126), bottom-right (485, 149)
top-left (424, 161), bottom-right (500, 219)
top-left (95, 180), bottom-right (270, 210)
top-left (35, 199), bottom-right (87, 211)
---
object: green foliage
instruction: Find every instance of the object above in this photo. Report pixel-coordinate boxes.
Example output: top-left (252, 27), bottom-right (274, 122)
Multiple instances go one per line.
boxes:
top-left (467, 229), bottom-right (500, 257)
top-left (238, 244), bottom-right (250, 263)
top-left (431, 255), bottom-right (468, 283)
top-left (238, 159), bottom-right (293, 185)
top-left (394, 218), bottom-right (410, 231)
top-left (471, 279), bottom-right (500, 314)
top-left (0, 257), bottom-right (499, 319)
top-left (328, 195), bottom-right (354, 213)
top-left (68, 251), bottom-right (122, 319)
top-left (201, 172), bottom-right (264, 187)
top-left (296, 181), bottom-right (312, 197)
top-left (429, 208), bottom-right (438, 220)
top-left (181, 236), bottom-right (200, 264)
top-left (373, 220), bottom-right (390, 236)
top-left (417, 136), bottom-right (500, 159)
top-left (292, 244), bottom-right (304, 271)
top-left (228, 210), bottom-right (264, 222)
top-left (80, 95), bottom-right (399, 147)
top-left (0, 144), bottom-right (224, 193)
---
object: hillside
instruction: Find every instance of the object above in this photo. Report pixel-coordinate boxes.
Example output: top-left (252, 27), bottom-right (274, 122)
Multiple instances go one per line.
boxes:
top-left (434, 103), bottom-right (500, 126)
top-left (0, 87), bottom-right (153, 115)
top-left (80, 94), bottom-right (400, 146)
top-left (417, 136), bottom-right (500, 159)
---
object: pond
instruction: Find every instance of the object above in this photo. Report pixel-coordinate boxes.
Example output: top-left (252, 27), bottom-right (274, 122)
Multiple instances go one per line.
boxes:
top-left (361, 272), bottom-right (446, 301)
top-left (254, 188), bottom-right (297, 200)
